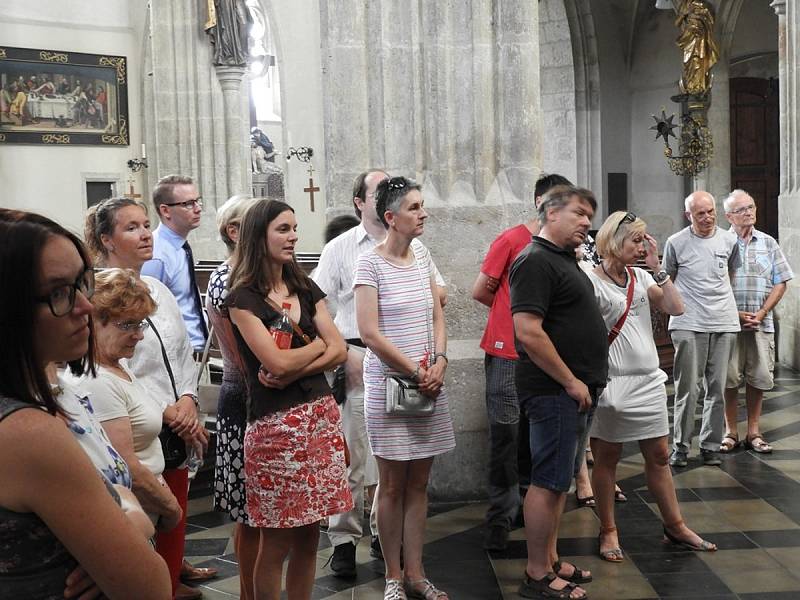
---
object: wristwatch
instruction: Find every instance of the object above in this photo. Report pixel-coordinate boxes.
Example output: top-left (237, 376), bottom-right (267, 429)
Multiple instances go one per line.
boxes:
top-left (653, 270), bottom-right (670, 286)
top-left (434, 352), bottom-right (449, 365)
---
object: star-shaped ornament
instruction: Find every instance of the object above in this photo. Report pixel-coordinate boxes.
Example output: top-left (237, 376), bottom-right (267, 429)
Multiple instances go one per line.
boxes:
top-left (650, 110), bottom-right (677, 145)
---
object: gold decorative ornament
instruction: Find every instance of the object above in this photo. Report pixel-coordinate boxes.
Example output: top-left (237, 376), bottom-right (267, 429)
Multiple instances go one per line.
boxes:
top-left (101, 117), bottom-right (128, 145)
top-left (0, 134), bottom-right (6, 142)
top-left (0, 49), bottom-right (6, 59)
top-left (42, 134), bottom-right (70, 144)
top-left (39, 51), bottom-right (68, 63)
top-left (99, 56), bottom-right (127, 84)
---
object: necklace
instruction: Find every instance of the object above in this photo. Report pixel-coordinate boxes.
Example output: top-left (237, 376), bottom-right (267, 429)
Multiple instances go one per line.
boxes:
top-left (601, 262), bottom-right (628, 288)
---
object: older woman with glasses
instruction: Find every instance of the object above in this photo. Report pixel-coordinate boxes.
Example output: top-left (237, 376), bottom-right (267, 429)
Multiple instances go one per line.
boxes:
top-left (588, 211), bottom-right (715, 563)
top-left (85, 197), bottom-right (210, 600)
top-left (69, 268), bottom-right (183, 533)
top-left (354, 176), bottom-right (455, 600)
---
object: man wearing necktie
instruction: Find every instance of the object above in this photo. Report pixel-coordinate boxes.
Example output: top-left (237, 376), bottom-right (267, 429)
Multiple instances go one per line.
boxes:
top-left (142, 174), bottom-right (209, 352)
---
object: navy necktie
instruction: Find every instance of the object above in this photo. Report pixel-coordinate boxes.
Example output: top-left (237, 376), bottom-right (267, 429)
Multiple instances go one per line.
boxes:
top-left (183, 240), bottom-right (209, 340)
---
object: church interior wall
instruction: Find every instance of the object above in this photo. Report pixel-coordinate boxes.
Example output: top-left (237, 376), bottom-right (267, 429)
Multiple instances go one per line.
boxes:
top-left (0, 0), bottom-right (144, 236)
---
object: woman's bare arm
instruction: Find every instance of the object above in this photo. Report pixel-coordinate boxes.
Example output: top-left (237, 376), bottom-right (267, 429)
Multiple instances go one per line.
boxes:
top-left (355, 285), bottom-right (419, 377)
top-left (0, 409), bottom-right (171, 599)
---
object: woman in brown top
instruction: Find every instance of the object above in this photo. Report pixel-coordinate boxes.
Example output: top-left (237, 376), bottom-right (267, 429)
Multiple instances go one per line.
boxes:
top-left (225, 199), bottom-right (350, 599)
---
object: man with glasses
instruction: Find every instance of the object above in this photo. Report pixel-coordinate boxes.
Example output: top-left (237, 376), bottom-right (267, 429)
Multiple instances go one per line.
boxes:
top-left (312, 169), bottom-right (446, 578)
top-left (722, 190), bottom-right (793, 455)
top-left (663, 191), bottom-right (740, 468)
top-left (142, 174), bottom-right (208, 352)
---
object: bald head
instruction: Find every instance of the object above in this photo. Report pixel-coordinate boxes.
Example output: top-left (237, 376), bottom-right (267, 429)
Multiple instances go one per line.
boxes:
top-left (684, 191), bottom-right (717, 237)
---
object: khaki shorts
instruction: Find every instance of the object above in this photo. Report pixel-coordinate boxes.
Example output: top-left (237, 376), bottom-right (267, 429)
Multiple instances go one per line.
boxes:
top-left (725, 330), bottom-right (775, 391)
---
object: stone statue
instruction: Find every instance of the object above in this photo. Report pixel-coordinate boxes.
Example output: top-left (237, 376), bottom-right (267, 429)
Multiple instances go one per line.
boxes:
top-left (675, 0), bottom-right (719, 96)
top-left (204, 0), bottom-right (252, 67)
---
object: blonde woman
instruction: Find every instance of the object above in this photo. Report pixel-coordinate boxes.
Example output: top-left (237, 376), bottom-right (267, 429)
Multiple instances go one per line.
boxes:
top-left (589, 211), bottom-right (715, 562)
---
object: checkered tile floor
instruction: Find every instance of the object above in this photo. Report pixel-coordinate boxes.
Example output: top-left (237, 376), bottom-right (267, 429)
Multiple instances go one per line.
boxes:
top-left (182, 366), bottom-right (800, 599)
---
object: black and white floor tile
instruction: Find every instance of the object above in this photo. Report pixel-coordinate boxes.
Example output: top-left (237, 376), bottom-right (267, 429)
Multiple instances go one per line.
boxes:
top-left (182, 366), bottom-right (800, 599)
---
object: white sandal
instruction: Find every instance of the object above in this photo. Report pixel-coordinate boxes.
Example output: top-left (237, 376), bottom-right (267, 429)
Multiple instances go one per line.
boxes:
top-left (385, 578), bottom-right (408, 600)
top-left (404, 578), bottom-right (449, 599)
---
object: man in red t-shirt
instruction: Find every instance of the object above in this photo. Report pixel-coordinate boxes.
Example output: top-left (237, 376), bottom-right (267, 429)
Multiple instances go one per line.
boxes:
top-left (472, 174), bottom-right (571, 551)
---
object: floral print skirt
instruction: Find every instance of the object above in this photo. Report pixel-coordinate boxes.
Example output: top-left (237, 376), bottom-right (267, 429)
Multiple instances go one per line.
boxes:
top-left (244, 394), bottom-right (353, 528)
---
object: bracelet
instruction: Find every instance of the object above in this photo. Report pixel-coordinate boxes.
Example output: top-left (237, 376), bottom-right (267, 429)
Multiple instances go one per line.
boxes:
top-left (434, 352), bottom-right (448, 365)
top-left (410, 365), bottom-right (421, 381)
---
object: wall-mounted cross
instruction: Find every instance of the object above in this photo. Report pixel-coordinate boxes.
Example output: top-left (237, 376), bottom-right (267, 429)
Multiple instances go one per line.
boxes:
top-left (303, 163), bottom-right (320, 212)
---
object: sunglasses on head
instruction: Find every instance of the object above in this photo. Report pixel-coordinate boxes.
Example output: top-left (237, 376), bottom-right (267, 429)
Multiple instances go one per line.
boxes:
top-left (615, 212), bottom-right (637, 234)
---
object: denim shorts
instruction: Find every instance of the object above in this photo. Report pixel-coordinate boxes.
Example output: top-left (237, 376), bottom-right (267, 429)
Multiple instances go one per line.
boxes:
top-left (520, 389), bottom-right (595, 493)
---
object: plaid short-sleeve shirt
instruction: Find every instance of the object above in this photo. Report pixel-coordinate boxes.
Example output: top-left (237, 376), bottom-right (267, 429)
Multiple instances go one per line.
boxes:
top-left (729, 227), bottom-right (794, 333)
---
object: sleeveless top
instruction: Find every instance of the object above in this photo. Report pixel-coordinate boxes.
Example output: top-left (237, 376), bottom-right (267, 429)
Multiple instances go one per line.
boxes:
top-left (0, 396), bottom-right (120, 599)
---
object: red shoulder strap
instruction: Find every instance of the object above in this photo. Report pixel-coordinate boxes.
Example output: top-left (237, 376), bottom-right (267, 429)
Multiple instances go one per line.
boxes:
top-left (608, 267), bottom-right (635, 345)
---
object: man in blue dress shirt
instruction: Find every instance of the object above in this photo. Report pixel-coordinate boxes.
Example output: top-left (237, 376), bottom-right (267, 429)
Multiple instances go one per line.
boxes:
top-left (142, 174), bottom-right (208, 352)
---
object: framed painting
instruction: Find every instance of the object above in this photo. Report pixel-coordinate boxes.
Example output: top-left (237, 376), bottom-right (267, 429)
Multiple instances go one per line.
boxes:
top-left (0, 46), bottom-right (128, 146)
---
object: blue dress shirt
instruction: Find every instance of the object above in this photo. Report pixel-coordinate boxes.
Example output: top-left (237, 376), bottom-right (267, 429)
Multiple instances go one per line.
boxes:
top-left (141, 224), bottom-right (207, 350)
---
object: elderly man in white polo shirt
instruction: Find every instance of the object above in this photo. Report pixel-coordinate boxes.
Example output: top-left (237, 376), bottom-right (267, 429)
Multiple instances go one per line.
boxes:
top-left (721, 190), bottom-right (793, 455)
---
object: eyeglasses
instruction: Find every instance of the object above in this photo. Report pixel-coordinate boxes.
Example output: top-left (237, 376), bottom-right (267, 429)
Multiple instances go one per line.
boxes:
top-left (387, 177), bottom-right (407, 191)
top-left (729, 203), bottom-right (756, 215)
top-left (615, 212), bottom-right (637, 234)
top-left (35, 268), bottom-right (95, 317)
top-left (114, 319), bottom-right (151, 332)
top-left (164, 197), bottom-right (203, 210)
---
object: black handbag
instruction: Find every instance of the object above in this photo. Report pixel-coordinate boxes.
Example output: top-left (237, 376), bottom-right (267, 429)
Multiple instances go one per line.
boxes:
top-left (331, 365), bottom-right (347, 405)
top-left (147, 317), bottom-right (188, 470)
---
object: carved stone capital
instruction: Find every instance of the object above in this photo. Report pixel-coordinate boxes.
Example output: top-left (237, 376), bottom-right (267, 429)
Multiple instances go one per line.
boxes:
top-left (771, 0), bottom-right (786, 16)
top-left (214, 65), bottom-right (246, 92)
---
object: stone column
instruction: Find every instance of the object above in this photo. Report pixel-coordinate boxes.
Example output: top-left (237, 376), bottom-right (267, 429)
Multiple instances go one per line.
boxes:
top-left (771, 0), bottom-right (800, 367)
top-left (319, 0), bottom-right (541, 499)
top-left (214, 65), bottom-right (249, 197)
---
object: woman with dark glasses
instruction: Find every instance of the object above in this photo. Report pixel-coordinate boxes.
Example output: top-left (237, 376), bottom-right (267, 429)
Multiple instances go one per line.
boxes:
top-left (0, 209), bottom-right (170, 599)
top-left (68, 268), bottom-right (183, 534)
top-left (588, 211), bottom-right (715, 562)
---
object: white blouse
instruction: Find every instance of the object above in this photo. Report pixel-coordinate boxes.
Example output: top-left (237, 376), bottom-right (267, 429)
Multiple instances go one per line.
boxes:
top-left (124, 276), bottom-right (198, 412)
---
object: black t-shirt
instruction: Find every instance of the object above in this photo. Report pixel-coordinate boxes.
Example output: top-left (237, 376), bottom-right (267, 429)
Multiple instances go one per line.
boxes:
top-left (224, 280), bottom-right (331, 422)
top-left (509, 236), bottom-right (608, 396)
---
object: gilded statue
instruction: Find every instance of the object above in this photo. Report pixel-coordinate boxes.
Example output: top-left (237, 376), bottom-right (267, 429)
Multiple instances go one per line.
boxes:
top-left (204, 0), bottom-right (252, 67)
top-left (675, 0), bottom-right (719, 96)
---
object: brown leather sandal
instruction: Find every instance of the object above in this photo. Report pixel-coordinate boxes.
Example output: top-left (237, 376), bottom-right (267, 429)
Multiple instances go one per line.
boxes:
top-left (745, 434), bottom-right (772, 454)
top-left (720, 433), bottom-right (739, 453)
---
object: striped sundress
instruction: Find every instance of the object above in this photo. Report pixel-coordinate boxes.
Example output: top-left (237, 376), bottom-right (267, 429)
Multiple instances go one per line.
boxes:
top-left (354, 247), bottom-right (456, 461)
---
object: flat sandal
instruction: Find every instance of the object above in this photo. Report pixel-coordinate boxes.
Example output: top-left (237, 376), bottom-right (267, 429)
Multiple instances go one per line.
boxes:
top-left (385, 578), bottom-right (407, 600)
top-left (404, 578), bottom-right (448, 599)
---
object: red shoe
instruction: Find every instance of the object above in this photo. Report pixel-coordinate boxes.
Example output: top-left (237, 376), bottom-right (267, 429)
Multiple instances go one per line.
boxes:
top-left (180, 559), bottom-right (218, 582)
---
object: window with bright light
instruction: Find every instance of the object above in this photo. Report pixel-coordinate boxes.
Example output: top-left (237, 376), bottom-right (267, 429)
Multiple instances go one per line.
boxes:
top-left (246, 0), bottom-right (280, 122)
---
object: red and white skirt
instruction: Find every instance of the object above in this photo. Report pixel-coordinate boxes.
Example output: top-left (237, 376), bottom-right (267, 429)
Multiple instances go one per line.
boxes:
top-left (244, 394), bottom-right (353, 528)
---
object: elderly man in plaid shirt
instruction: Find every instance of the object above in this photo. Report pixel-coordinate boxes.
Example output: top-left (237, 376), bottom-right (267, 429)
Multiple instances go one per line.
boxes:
top-left (722, 189), bottom-right (794, 455)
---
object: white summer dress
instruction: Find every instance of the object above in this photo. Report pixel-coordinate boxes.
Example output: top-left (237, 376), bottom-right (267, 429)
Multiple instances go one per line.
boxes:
top-left (589, 267), bottom-right (670, 443)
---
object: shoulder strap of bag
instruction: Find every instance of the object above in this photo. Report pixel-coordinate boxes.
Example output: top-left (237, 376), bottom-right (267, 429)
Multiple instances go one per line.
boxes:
top-left (264, 296), bottom-right (312, 344)
top-left (145, 317), bottom-right (179, 401)
top-left (607, 266), bottom-right (636, 345)
top-left (196, 324), bottom-right (215, 386)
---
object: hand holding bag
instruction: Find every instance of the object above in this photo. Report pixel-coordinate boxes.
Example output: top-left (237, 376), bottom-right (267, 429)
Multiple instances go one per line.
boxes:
top-left (385, 257), bottom-right (436, 416)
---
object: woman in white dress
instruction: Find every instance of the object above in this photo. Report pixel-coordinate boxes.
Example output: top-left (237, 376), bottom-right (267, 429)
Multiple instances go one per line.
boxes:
top-left (589, 212), bottom-right (716, 562)
top-left (354, 176), bottom-right (455, 600)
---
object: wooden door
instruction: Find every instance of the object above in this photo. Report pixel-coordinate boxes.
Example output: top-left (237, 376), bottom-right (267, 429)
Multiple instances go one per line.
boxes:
top-left (729, 77), bottom-right (780, 239)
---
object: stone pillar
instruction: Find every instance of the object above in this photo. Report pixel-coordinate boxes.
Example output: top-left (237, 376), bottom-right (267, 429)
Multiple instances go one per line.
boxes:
top-left (771, 0), bottom-right (800, 368)
top-left (319, 0), bottom-right (541, 499)
top-left (214, 65), bottom-right (249, 197)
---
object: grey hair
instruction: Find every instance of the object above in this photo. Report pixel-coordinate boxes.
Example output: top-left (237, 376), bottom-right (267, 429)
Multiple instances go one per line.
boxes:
top-left (684, 190), bottom-right (716, 212)
top-left (722, 189), bottom-right (750, 213)
top-left (216, 194), bottom-right (258, 254)
top-left (537, 185), bottom-right (597, 225)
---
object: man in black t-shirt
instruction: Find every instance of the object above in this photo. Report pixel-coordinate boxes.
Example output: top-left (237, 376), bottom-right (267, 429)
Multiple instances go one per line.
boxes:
top-left (509, 185), bottom-right (608, 599)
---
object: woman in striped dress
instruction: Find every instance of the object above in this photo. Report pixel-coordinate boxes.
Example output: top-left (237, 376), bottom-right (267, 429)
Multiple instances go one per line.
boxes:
top-left (354, 176), bottom-right (455, 600)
